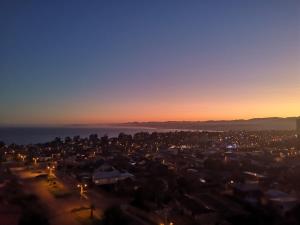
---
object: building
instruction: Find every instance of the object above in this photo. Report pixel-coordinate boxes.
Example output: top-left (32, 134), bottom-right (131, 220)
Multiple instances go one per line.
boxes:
top-left (92, 164), bottom-right (134, 185)
top-left (265, 189), bottom-right (298, 216)
top-left (233, 183), bottom-right (263, 205)
top-left (297, 119), bottom-right (300, 148)
top-left (297, 119), bottom-right (300, 133)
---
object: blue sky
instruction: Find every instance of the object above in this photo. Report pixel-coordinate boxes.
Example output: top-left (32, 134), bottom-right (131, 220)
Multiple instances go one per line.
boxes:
top-left (0, 0), bottom-right (299, 125)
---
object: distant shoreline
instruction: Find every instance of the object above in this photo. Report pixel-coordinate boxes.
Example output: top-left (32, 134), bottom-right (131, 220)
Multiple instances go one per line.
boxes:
top-left (1, 116), bottom-right (299, 129)
top-left (118, 117), bottom-right (299, 131)
top-left (0, 126), bottom-right (190, 145)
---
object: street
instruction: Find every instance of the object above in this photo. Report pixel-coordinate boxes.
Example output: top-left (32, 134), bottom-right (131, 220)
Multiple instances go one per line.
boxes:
top-left (12, 167), bottom-right (127, 225)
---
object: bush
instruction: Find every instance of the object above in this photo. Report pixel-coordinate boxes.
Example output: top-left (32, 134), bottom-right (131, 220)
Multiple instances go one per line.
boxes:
top-left (18, 210), bottom-right (49, 225)
top-left (101, 206), bottom-right (130, 225)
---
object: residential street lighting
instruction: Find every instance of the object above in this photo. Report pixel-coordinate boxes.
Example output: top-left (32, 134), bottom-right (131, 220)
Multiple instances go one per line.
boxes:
top-left (77, 183), bottom-right (88, 199)
top-left (19, 154), bottom-right (26, 161)
top-left (33, 157), bottom-right (39, 165)
top-left (47, 165), bottom-right (55, 177)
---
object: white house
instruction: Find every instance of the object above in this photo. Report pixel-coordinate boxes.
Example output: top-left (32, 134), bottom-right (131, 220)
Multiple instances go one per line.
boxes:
top-left (92, 164), bottom-right (134, 185)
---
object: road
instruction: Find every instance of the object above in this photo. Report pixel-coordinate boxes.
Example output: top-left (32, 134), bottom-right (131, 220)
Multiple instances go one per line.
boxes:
top-left (12, 168), bottom-right (127, 225)
top-left (56, 170), bottom-right (127, 209)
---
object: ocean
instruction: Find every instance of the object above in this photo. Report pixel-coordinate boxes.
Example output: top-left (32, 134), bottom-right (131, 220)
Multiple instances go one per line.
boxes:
top-left (0, 126), bottom-right (173, 145)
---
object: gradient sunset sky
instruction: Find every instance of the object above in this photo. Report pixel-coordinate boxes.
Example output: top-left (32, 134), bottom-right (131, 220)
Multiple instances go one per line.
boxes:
top-left (0, 0), bottom-right (299, 125)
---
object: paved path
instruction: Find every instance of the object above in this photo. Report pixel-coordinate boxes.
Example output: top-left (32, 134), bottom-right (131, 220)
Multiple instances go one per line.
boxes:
top-left (13, 169), bottom-right (126, 225)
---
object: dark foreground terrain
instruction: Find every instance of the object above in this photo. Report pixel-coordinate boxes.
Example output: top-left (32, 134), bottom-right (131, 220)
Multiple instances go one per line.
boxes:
top-left (1, 129), bottom-right (300, 225)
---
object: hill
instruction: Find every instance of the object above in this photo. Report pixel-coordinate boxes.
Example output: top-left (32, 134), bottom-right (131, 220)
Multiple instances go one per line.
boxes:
top-left (119, 117), bottom-right (300, 131)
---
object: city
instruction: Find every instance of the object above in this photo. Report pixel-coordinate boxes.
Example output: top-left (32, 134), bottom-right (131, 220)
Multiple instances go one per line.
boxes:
top-left (0, 119), bottom-right (300, 225)
top-left (1, 1), bottom-right (299, 225)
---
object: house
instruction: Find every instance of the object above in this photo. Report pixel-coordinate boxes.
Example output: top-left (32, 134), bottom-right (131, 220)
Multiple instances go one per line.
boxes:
top-left (176, 194), bottom-right (219, 224)
top-left (265, 189), bottom-right (298, 215)
top-left (92, 164), bottom-right (134, 185)
top-left (233, 183), bottom-right (263, 205)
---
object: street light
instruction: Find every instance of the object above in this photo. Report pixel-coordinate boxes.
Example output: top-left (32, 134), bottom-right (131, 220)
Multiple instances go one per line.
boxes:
top-left (77, 183), bottom-right (88, 199)
top-left (33, 157), bottom-right (39, 165)
top-left (47, 165), bottom-right (55, 177)
top-left (19, 154), bottom-right (26, 161)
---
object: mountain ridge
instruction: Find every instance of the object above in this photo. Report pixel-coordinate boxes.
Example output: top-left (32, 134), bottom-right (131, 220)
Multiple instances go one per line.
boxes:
top-left (117, 116), bottom-right (300, 131)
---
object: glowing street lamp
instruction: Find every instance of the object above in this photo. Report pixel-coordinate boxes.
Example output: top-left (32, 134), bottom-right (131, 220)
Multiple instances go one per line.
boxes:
top-left (77, 183), bottom-right (88, 198)
top-left (161, 208), bottom-right (173, 225)
top-left (33, 157), bottom-right (39, 165)
top-left (47, 165), bottom-right (55, 177)
top-left (19, 154), bottom-right (26, 161)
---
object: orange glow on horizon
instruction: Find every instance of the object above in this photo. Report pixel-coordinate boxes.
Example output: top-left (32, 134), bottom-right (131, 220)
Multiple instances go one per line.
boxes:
top-left (8, 99), bottom-right (298, 125)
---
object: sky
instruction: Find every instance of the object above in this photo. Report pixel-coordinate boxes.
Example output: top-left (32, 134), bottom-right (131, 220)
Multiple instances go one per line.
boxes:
top-left (0, 0), bottom-right (299, 125)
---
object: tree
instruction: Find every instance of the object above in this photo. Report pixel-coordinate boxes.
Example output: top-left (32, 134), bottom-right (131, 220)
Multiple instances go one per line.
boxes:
top-left (101, 135), bottom-right (109, 146)
top-left (18, 210), bottom-right (49, 225)
top-left (64, 136), bottom-right (72, 143)
top-left (101, 206), bottom-right (130, 225)
top-left (0, 141), bottom-right (5, 148)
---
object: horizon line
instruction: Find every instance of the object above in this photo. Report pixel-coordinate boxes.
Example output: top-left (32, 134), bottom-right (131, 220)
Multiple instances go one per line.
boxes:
top-left (1, 116), bottom-right (299, 128)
